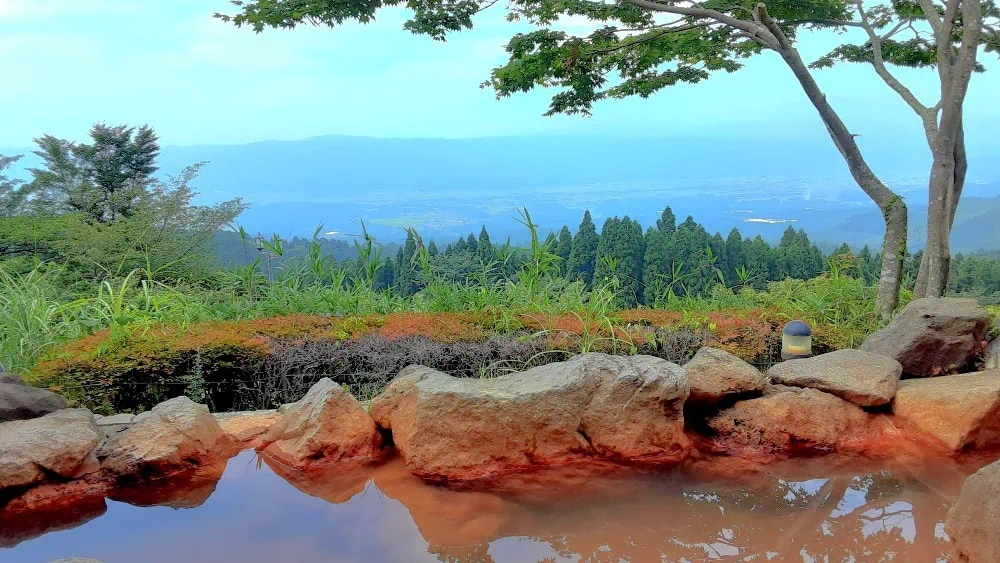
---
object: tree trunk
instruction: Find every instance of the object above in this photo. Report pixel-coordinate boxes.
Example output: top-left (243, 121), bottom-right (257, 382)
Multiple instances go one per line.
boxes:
top-left (755, 13), bottom-right (905, 319)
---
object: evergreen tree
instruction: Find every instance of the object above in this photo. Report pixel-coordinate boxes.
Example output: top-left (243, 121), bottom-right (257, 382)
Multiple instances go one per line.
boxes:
top-left (555, 225), bottom-right (573, 273)
top-left (656, 206), bottom-right (676, 234)
top-left (454, 236), bottom-right (468, 253)
top-left (667, 216), bottom-right (713, 296)
top-left (642, 227), bottom-right (671, 305)
top-left (744, 236), bottom-right (775, 289)
top-left (444, 243), bottom-right (453, 256)
top-left (724, 228), bottom-right (745, 285)
top-left (466, 232), bottom-right (478, 254)
top-left (375, 257), bottom-right (395, 290)
top-left (0, 155), bottom-right (29, 218)
top-left (394, 231), bottom-right (423, 296)
top-left (427, 240), bottom-right (439, 257)
top-left (710, 232), bottom-right (728, 286)
top-left (856, 245), bottom-right (878, 283)
top-left (566, 210), bottom-right (599, 288)
top-left (594, 216), bottom-right (644, 305)
top-left (477, 225), bottom-right (493, 262)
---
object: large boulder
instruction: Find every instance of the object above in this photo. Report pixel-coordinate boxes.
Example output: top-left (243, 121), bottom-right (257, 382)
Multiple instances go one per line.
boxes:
top-left (215, 410), bottom-right (281, 448)
top-left (101, 396), bottom-right (232, 480)
top-left (0, 374), bottom-right (67, 423)
top-left (891, 371), bottom-right (1000, 452)
top-left (708, 385), bottom-right (875, 454)
top-left (767, 349), bottom-right (902, 407)
top-left (370, 353), bottom-right (690, 482)
top-left (260, 378), bottom-right (382, 466)
top-left (945, 459), bottom-right (1000, 562)
top-left (986, 338), bottom-right (999, 371)
top-left (684, 347), bottom-right (765, 407)
top-left (860, 297), bottom-right (989, 377)
top-left (0, 408), bottom-right (100, 491)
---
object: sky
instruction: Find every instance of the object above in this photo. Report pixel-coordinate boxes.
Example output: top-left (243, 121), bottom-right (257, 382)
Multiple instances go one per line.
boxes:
top-left (1, 0), bottom-right (998, 150)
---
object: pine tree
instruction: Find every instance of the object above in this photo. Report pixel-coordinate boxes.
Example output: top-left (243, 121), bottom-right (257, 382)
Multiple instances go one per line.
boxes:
top-left (566, 210), bottom-right (599, 287)
top-left (656, 206), bottom-right (676, 234)
top-left (477, 225), bottom-right (493, 262)
top-left (724, 228), bottom-right (745, 285)
top-left (444, 243), bottom-right (453, 256)
top-left (394, 231), bottom-right (424, 296)
top-left (555, 225), bottom-right (573, 273)
top-left (427, 240), bottom-right (439, 257)
top-left (594, 216), bottom-right (644, 305)
top-left (745, 236), bottom-right (775, 289)
top-left (642, 227), bottom-right (671, 305)
top-left (465, 233), bottom-right (478, 254)
top-left (454, 236), bottom-right (468, 253)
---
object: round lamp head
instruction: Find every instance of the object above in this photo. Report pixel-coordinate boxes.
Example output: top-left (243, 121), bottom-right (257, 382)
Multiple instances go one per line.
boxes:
top-left (781, 320), bottom-right (812, 360)
top-left (783, 320), bottom-right (812, 337)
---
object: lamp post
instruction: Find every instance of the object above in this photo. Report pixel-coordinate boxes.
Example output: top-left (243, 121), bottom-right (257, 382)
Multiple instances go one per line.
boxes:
top-left (781, 320), bottom-right (812, 360)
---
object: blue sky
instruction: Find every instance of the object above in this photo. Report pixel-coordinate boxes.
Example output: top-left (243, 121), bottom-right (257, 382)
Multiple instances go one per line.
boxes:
top-left (1, 0), bottom-right (998, 149)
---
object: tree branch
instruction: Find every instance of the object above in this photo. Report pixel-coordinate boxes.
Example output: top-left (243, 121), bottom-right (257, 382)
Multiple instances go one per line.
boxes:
top-left (855, 1), bottom-right (936, 130)
top-left (781, 18), bottom-right (864, 28)
top-left (621, 0), bottom-right (780, 49)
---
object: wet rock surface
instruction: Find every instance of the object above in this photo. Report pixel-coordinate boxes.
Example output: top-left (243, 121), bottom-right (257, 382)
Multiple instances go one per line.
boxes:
top-left (101, 396), bottom-right (232, 481)
top-left (371, 353), bottom-right (690, 482)
top-left (684, 347), bottom-right (765, 407)
top-left (0, 374), bottom-right (67, 423)
top-left (860, 297), bottom-right (989, 376)
top-left (0, 408), bottom-right (100, 491)
top-left (767, 349), bottom-right (902, 407)
top-left (946, 458), bottom-right (1000, 562)
top-left (708, 384), bottom-right (876, 455)
top-left (261, 378), bottom-right (383, 466)
top-left (986, 337), bottom-right (999, 371)
top-left (214, 410), bottom-right (281, 447)
top-left (892, 371), bottom-right (1000, 452)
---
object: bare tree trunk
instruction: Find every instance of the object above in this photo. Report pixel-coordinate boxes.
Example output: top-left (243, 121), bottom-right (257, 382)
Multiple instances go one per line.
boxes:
top-left (757, 6), bottom-right (904, 319)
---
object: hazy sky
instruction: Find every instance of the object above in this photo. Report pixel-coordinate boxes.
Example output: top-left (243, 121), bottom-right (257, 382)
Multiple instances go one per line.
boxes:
top-left (1, 0), bottom-right (998, 149)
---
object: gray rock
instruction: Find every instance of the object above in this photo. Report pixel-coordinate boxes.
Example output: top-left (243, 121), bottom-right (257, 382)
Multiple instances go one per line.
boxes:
top-left (0, 373), bottom-right (68, 422)
top-left (684, 347), bottom-right (765, 407)
top-left (946, 459), bottom-right (1000, 562)
top-left (102, 396), bottom-right (232, 479)
top-left (0, 408), bottom-right (100, 491)
top-left (767, 349), bottom-right (902, 407)
top-left (986, 338), bottom-right (999, 371)
top-left (860, 297), bottom-right (989, 377)
top-left (371, 353), bottom-right (691, 482)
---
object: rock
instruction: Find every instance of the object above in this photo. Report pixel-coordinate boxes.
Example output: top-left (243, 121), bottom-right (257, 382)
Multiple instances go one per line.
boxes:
top-left (101, 396), bottom-right (232, 480)
top-left (370, 353), bottom-right (690, 482)
top-left (0, 408), bottom-right (100, 491)
top-left (891, 371), bottom-right (1000, 452)
top-left (260, 378), bottom-right (382, 466)
top-left (684, 347), bottom-right (765, 407)
top-left (215, 410), bottom-right (281, 447)
top-left (986, 338), bottom-right (999, 371)
top-left (945, 459), bottom-right (1000, 562)
top-left (708, 385), bottom-right (875, 454)
top-left (0, 373), bottom-right (68, 422)
top-left (767, 349), bottom-right (902, 407)
top-left (860, 297), bottom-right (989, 377)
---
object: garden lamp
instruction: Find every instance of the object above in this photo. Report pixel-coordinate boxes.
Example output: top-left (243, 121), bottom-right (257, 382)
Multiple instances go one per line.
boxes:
top-left (781, 320), bottom-right (812, 360)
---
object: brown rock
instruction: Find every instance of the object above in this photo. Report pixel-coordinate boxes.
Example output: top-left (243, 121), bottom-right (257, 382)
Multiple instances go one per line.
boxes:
top-left (0, 373), bottom-right (67, 423)
top-left (708, 385), bottom-right (875, 454)
top-left (101, 396), bottom-right (232, 479)
top-left (261, 378), bottom-right (382, 466)
top-left (946, 459), bottom-right (1000, 562)
top-left (214, 410), bottom-right (281, 447)
top-left (767, 349), bottom-right (902, 407)
top-left (371, 353), bottom-right (690, 482)
top-left (891, 371), bottom-right (1000, 452)
top-left (860, 297), bottom-right (989, 377)
top-left (0, 408), bottom-right (100, 491)
top-left (685, 347), bottom-right (765, 407)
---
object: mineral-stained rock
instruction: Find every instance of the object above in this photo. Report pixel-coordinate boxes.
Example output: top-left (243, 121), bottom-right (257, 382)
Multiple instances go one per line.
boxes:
top-left (101, 396), bottom-right (232, 480)
top-left (0, 408), bottom-right (100, 491)
top-left (891, 371), bottom-right (1000, 452)
top-left (859, 297), bottom-right (989, 377)
top-left (0, 373), bottom-right (67, 423)
top-left (767, 349), bottom-right (902, 407)
top-left (260, 378), bottom-right (382, 466)
top-left (946, 459), bottom-right (1000, 562)
top-left (684, 347), bottom-right (765, 407)
top-left (708, 385), bottom-right (875, 454)
top-left (370, 353), bottom-right (690, 482)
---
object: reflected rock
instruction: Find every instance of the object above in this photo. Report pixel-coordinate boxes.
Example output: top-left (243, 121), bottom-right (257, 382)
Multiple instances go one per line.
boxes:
top-left (892, 371), bottom-right (1000, 453)
top-left (708, 385), bottom-right (877, 456)
top-left (261, 452), bottom-right (371, 505)
top-left (371, 353), bottom-right (690, 483)
top-left (0, 491), bottom-right (107, 548)
top-left (102, 396), bottom-right (233, 482)
top-left (108, 456), bottom-right (228, 509)
top-left (261, 378), bottom-right (383, 466)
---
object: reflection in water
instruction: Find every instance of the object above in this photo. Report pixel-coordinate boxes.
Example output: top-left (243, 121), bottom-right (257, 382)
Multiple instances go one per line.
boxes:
top-left (0, 450), bottom-right (990, 562)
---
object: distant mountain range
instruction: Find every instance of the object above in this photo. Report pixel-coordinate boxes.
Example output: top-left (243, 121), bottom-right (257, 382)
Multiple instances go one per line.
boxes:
top-left (5, 134), bottom-right (999, 251)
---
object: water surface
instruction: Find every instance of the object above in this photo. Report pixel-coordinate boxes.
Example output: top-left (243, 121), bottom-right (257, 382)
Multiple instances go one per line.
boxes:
top-left (1, 450), bottom-right (988, 562)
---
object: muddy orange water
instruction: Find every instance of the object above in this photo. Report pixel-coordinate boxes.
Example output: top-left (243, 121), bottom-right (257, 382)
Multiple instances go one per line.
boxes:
top-left (2, 450), bottom-right (996, 562)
